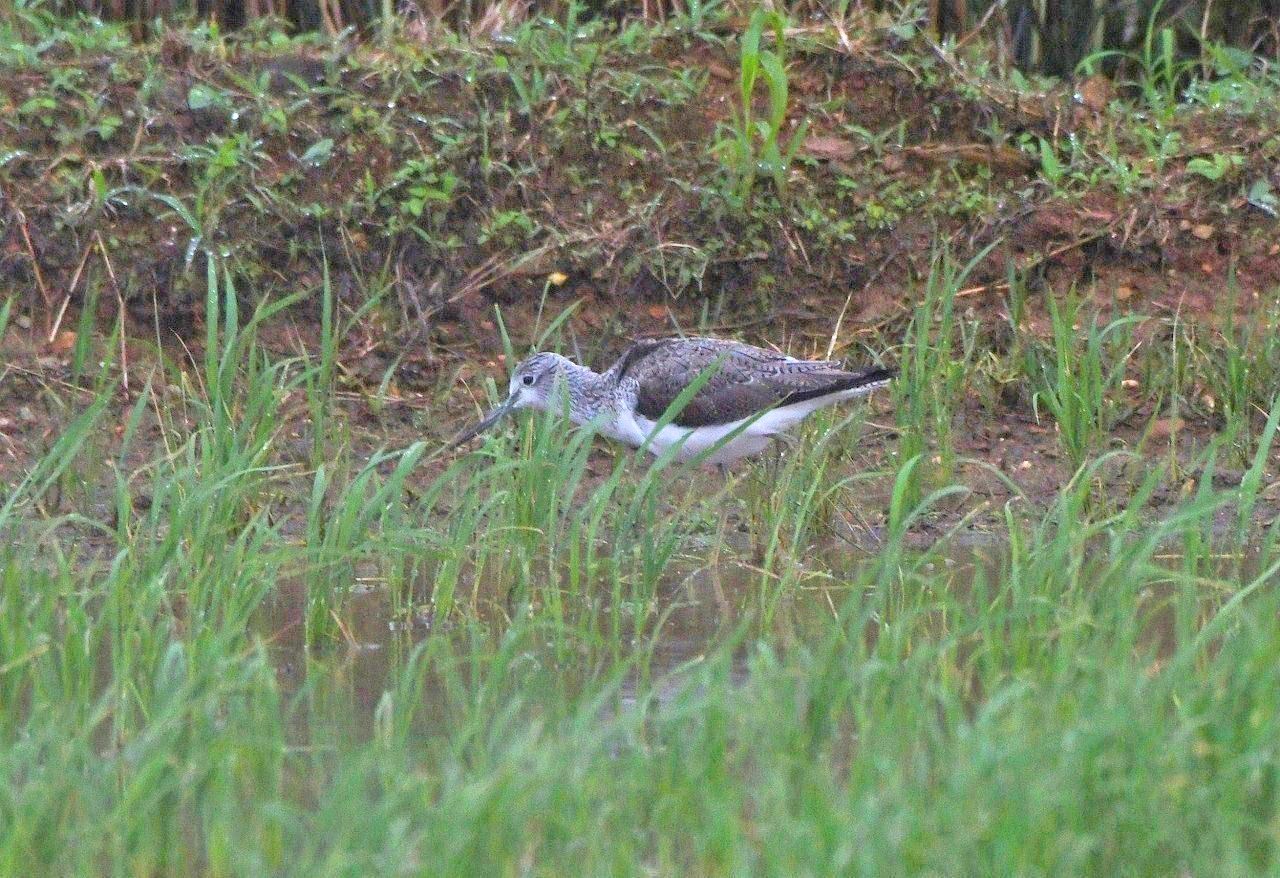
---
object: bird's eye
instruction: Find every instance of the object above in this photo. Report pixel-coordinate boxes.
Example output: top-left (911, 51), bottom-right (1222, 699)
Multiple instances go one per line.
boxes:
top-left (522, 374), bottom-right (535, 386)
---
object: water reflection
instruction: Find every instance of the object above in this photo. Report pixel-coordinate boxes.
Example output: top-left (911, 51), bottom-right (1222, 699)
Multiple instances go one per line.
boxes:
top-left (255, 557), bottom-right (863, 738)
top-left (252, 539), bottom-right (1256, 743)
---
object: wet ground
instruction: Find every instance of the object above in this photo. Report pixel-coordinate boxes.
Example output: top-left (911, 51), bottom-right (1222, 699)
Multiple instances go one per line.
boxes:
top-left (3, 317), bottom-right (1277, 541)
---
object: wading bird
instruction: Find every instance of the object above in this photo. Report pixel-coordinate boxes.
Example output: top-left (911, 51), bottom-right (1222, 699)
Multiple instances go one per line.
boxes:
top-left (451, 337), bottom-right (894, 465)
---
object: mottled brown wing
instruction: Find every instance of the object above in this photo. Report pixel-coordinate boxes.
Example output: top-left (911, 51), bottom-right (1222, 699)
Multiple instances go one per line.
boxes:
top-left (618, 338), bottom-right (868, 427)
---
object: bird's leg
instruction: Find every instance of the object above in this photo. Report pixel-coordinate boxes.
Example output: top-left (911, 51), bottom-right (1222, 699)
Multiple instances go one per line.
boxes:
top-left (759, 435), bottom-right (791, 495)
top-left (763, 440), bottom-right (780, 487)
top-left (772, 431), bottom-right (799, 469)
top-left (708, 461), bottom-right (733, 615)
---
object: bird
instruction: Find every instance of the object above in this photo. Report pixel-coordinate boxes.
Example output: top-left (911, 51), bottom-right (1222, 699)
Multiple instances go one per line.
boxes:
top-left (450, 336), bottom-right (894, 466)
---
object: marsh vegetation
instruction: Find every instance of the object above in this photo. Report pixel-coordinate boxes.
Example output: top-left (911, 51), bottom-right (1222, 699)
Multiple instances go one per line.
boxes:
top-left (3, 1), bottom-right (1280, 873)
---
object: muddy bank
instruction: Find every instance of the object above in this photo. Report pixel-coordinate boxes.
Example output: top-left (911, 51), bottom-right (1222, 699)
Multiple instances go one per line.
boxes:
top-left (3, 18), bottom-right (1278, 357)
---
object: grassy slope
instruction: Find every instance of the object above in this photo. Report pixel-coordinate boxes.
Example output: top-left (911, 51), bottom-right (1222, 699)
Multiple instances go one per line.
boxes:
top-left (2, 8), bottom-right (1280, 876)
top-left (3, 9), bottom-right (1278, 338)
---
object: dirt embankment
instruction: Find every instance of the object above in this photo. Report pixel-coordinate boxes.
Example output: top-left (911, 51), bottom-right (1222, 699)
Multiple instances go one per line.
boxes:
top-left (3, 22), bottom-right (1279, 362)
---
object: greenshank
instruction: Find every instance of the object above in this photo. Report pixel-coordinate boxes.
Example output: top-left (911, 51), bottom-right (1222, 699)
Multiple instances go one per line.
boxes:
top-left (451, 336), bottom-right (894, 465)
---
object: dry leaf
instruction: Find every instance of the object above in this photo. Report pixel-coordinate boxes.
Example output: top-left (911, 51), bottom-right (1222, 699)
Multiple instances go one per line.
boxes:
top-left (1075, 74), bottom-right (1113, 112)
top-left (646, 305), bottom-right (665, 319)
top-left (803, 135), bottom-right (858, 161)
top-left (1149, 417), bottom-right (1185, 440)
top-left (1191, 224), bottom-right (1214, 240)
top-left (49, 331), bottom-right (77, 353)
top-left (707, 62), bottom-right (735, 82)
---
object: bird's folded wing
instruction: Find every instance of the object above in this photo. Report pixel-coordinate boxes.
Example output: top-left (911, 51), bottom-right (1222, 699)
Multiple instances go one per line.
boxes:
top-left (619, 338), bottom-right (863, 428)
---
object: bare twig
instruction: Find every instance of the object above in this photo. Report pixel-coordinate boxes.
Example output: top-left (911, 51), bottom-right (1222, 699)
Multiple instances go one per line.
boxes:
top-left (95, 231), bottom-right (129, 391)
top-left (955, 0), bottom-right (1007, 51)
top-left (956, 230), bottom-right (1110, 299)
top-left (1199, 0), bottom-right (1214, 79)
top-left (47, 241), bottom-right (95, 344)
top-left (10, 200), bottom-right (54, 332)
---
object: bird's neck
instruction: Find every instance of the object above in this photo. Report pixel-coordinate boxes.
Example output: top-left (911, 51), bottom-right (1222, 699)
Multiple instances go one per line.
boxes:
top-left (556, 363), bottom-right (616, 426)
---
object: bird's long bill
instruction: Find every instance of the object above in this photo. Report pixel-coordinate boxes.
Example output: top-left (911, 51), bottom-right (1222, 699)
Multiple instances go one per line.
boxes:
top-left (448, 393), bottom-right (519, 450)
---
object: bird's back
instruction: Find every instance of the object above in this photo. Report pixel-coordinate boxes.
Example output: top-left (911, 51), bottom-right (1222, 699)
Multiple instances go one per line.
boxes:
top-left (609, 337), bottom-right (890, 428)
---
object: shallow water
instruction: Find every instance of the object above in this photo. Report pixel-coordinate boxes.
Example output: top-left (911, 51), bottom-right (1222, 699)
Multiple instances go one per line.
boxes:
top-left (249, 542), bottom-right (997, 739)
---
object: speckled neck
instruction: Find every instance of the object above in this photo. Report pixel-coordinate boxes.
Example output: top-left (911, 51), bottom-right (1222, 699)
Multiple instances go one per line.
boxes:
top-left (551, 362), bottom-right (617, 426)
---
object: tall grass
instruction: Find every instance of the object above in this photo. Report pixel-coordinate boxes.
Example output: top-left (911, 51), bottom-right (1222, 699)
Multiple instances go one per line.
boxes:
top-left (1026, 292), bottom-right (1140, 471)
top-left (5, 264), bottom-right (1280, 874)
top-left (893, 244), bottom-right (990, 507)
top-left (13, 426), bottom-right (1280, 872)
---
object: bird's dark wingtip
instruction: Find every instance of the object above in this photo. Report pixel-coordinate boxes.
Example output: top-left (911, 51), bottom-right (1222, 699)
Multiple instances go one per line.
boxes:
top-left (853, 365), bottom-right (896, 386)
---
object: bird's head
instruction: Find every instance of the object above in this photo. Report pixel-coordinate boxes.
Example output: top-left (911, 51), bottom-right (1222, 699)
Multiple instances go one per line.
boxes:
top-left (505, 351), bottom-right (573, 413)
top-left (449, 351), bottom-right (574, 448)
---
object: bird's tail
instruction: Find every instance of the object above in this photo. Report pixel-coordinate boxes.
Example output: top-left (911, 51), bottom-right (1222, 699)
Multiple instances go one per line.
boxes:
top-left (843, 365), bottom-right (895, 391)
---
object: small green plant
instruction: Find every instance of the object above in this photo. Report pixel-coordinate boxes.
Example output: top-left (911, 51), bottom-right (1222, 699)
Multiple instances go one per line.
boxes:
top-left (1185, 41), bottom-right (1276, 112)
top-left (712, 8), bottom-right (808, 208)
top-left (669, 0), bottom-right (726, 41)
top-left (1036, 137), bottom-right (1065, 186)
top-left (477, 209), bottom-right (538, 247)
top-left (494, 53), bottom-right (549, 115)
top-left (376, 156), bottom-right (461, 240)
top-left (1027, 295), bottom-right (1141, 470)
top-left (893, 244), bottom-right (992, 507)
top-left (1077, 0), bottom-right (1199, 116)
top-left (1194, 292), bottom-right (1280, 462)
top-left (1186, 152), bottom-right (1243, 181)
